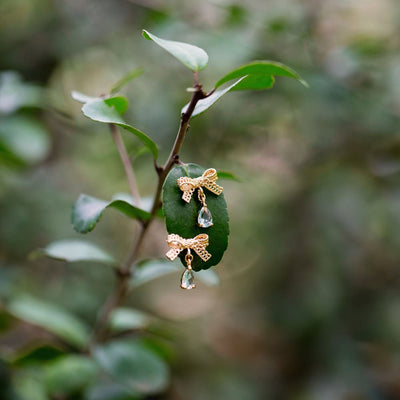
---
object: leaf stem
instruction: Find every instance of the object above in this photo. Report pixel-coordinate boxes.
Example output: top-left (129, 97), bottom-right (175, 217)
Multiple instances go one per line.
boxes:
top-left (110, 124), bottom-right (141, 206)
top-left (91, 85), bottom-right (205, 345)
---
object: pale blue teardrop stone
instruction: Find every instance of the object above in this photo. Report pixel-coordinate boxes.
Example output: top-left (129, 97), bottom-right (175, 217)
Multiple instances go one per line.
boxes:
top-left (181, 269), bottom-right (196, 289)
top-left (198, 206), bottom-right (213, 228)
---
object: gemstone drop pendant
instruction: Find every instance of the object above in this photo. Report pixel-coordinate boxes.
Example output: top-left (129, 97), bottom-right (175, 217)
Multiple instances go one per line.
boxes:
top-left (181, 268), bottom-right (196, 290)
top-left (198, 206), bottom-right (213, 228)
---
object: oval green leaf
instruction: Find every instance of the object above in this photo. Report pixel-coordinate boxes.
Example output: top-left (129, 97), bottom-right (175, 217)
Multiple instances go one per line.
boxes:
top-left (43, 355), bottom-right (98, 395)
top-left (109, 308), bottom-right (152, 333)
top-left (7, 295), bottom-right (90, 349)
top-left (182, 77), bottom-right (245, 117)
top-left (142, 30), bottom-right (208, 72)
top-left (162, 164), bottom-right (229, 271)
top-left (94, 339), bottom-right (169, 395)
top-left (72, 194), bottom-right (151, 234)
top-left (33, 239), bottom-right (116, 265)
top-left (81, 99), bottom-right (158, 159)
top-left (215, 60), bottom-right (308, 90)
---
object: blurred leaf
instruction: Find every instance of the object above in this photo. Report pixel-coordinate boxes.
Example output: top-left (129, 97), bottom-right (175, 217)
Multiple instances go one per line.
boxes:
top-left (71, 91), bottom-right (98, 104)
top-left (0, 115), bottom-right (50, 164)
top-left (13, 371), bottom-right (48, 400)
top-left (43, 355), bottom-right (98, 395)
top-left (0, 71), bottom-right (42, 114)
top-left (110, 68), bottom-right (144, 95)
top-left (71, 194), bottom-right (151, 234)
top-left (196, 269), bottom-right (220, 286)
top-left (7, 295), bottom-right (90, 349)
top-left (131, 259), bottom-right (180, 287)
top-left (109, 308), bottom-right (152, 333)
top-left (162, 164), bottom-right (229, 271)
top-left (182, 77), bottom-right (245, 117)
top-left (215, 60), bottom-right (308, 90)
top-left (94, 339), bottom-right (169, 395)
top-left (86, 382), bottom-right (141, 400)
top-left (12, 344), bottom-right (65, 366)
top-left (81, 99), bottom-right (158, 159)
top-left (33, 239), bottom-right (116, 265)
top-left (104, 96), bottom-right (129, 115)
top-left (142, 30), bottom-right (208, 72)
top-left (217, 170), bottom-right (241, 181)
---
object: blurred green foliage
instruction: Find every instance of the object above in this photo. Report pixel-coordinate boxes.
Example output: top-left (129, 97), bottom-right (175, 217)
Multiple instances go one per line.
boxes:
top-left (1, 0), bottom-right (400, 399)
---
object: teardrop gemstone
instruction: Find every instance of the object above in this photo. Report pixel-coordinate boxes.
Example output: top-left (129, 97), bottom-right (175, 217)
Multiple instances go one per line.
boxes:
top-left (181, 269), bottom-right (196, 290)
top-left (198, 206), bottom-right (213, 228)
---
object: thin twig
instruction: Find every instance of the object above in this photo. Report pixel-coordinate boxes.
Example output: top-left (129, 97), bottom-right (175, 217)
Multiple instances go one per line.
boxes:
top-left (110, 124), bottom-right (141, 206)
top-left (91, 82), bottom-right (206, 345)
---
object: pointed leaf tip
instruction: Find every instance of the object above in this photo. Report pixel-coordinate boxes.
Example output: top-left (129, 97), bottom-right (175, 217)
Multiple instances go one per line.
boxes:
top-left (142, 29), bottom-right (208, 72)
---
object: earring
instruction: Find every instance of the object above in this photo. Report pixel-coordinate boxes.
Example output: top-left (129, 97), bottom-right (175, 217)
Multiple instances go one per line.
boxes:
top-left (166, 233), bottom-right (211, 289)
top-left (177, 168), bottom-right (223, 228)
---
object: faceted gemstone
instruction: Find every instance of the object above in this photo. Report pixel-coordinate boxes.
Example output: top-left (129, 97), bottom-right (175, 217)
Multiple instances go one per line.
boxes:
top-left (198, 206), bottom-right (213, 228)
top-left (181, 269), bottom-right (196, 290)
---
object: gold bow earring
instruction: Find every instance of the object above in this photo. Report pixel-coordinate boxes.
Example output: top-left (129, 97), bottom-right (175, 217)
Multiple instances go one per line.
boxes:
top-left (177, 168), bottom-right (223, 228)
top-left (166, 233), bottom-right (211, 289)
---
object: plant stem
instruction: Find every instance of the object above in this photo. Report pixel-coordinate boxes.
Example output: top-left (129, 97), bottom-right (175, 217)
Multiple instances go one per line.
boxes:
top-left (110, 124), bottom-right (141, 206)
top-left (91, 84), bottom-right (206, 345)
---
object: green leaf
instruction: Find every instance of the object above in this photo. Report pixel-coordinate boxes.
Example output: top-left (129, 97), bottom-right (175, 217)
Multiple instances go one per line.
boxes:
top-left (110, 68), bottom-right (144, 95)
top-left (43, 355), bottom-right (98, 395)
top-left (13, 372), bottom-right (48, 400)
top-left (71, 91), bottom-right (98, 104)
top-left (0, 115), bottom-right (51, 164)
top-left (182, 77), bottom-right (245, 117)
top-left (131, 259), bottom-right (180, 287)
top-left (109, 308), bottom-right (152, 333)
top-left (72, 194), bottom-right (151, 234)
top-left (162, 164), bottom-right (229, 271)
top-left (11, 344), bottom-right (65, 366)
top-left (104, 96), bottom-right (129, 114)
top-left (217, 170), bottom-right (241, 181)
top-left (215, 60), bottom-right (308, 90)
top-left (94, 339), bottom-right (169, 395)
top-left (142, 30), bottom-right (208, 72)
top-left (33, 239), bottom-right (116, 265)
top-left (81, 99), bottom-right (158, 159)
top-left (7, 295), bottom-right (90, 349)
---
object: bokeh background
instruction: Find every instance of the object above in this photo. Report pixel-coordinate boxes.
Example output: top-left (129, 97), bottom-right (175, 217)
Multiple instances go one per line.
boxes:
top-left (2, 0), bottom-right (400, 399)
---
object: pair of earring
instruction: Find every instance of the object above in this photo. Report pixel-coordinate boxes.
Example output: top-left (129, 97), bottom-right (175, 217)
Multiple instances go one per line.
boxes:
top-left (166, 168), bottom-right (223, 289)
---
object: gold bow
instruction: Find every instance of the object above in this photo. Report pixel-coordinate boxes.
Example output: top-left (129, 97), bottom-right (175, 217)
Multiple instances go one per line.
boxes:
top-left (166, 233), bottom-right (211, 262)
top-left (177, 168), bottom-right (223, 203)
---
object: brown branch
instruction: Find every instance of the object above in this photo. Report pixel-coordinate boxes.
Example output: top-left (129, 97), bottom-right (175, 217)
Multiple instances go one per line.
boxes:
top-left (91, 82), bottom-right (206, 345)
top-left (110, 124), bottom-right (141, 206)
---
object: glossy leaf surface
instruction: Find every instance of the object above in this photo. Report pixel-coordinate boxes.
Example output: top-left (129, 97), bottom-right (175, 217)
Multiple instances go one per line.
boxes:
top-left (8, 296), bottom-right (90, 348)
top-left (142, 30), bottom-right (208, 72)
top-left (162, 164), bottom-right (229, 271)
top-left (72, 194), bottom-right (150, 234)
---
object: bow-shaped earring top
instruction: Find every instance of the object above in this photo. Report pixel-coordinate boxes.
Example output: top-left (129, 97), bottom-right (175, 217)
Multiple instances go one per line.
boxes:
top-left (166, 233), bottom-right (211, 262)
top-left (177, 168), bottom-right (223, 203)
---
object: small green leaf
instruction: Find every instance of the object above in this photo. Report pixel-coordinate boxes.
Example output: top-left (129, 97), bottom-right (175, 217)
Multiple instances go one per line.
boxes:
top-left (34, 239), bottom-right (116, 265)
top-left (110, 68), bottom-right (144, 95)
top-left (7, 295), bottom-right (90, 349)
top-left (142, 29), bottom-right (208, 72)
top-left (110, 308), bottom-right (152, 333)
top-left (11, 344), bottom-right (66, 366)
top-left (182, 77), bottom-right (245, 117)
top-left (131, 259), bottom-right (180, 287)
top-left (43, 355), bottom-right (98, 395)
top-left (82, 99), bottom-right (158, 159)
top-left (162, 164), bottom-right (229, 271)
top-left (217, 170), bottom-right (241, 181)
top-left (94, 339), bottom-right (169, 395)
top-left (13, 372), bottom-right (48, 400)
top-left (72, 194), bottom-right (151, 234)
top-left (71, 91), bottom-right (98, 104)
top-left (0, 115), bottom-right (51, 164)
top-left (215, 60), bottom-right (308, 90)
top-left (104, 96), bottom-right (129, 114)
